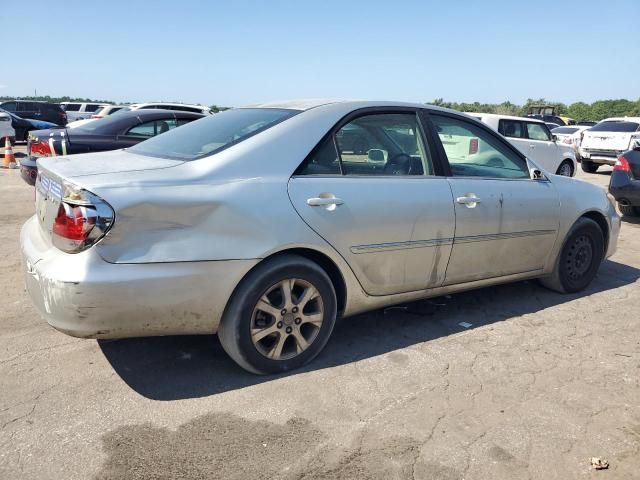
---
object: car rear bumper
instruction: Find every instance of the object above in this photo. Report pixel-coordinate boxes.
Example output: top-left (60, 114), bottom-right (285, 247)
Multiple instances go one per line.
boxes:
top-left (20, 215), bottom-right (258, 338)
top-left (609, 172), bottom-right (640, 206)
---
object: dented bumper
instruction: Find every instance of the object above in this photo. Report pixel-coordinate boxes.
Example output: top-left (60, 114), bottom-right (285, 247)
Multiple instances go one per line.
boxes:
top-left (20, 215), bottom-right (258, 338)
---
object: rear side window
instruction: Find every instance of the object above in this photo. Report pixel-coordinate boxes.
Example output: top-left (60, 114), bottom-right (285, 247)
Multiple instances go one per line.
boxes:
top-left (63, 103), bottom-right (81, 111)
top-left (126, 119), bottom-right (183, 137)
top-left (128, 108), bottom-right (297, 160)
top-left (590, 121), bottom-right (640, 132)
top-left (498, 119), bottom-right (525, 138)
top-left (84, 104), bottom-right (102, 112)
top-left (296, 137), bottom-right (341, 175)
top-left (430, 114), bottom-right (529, 179)
top-left (526, 123), bottom-right (551, 141)
top-left (16, 103), bottom-right (33, 112)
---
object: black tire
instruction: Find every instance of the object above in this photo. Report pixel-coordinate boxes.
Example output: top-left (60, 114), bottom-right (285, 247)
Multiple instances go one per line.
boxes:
top-left (218, 254), bottom-right (337, 374)
top-left (618, 203), bottom-right (639, 217)
top-left (581, 160), bottom-right (598, 173)
top-left (556, 160), bottom-right (574, 176)
top-left (539, 217), bottom-right (604, 293)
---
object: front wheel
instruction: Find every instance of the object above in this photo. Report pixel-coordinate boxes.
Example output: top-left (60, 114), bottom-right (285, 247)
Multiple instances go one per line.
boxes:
top-left (556, 160), bottom-right (574, 176)
top-left (539, 217), bottom-right (604, 293)
top-left (218, 254), bottom-right (337, 374)
top-left (581, 160), bottom-right (598, 173)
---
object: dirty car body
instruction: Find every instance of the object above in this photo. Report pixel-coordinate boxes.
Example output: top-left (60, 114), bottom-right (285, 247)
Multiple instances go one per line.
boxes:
top-left (21, 100), bottom-right (620, 373)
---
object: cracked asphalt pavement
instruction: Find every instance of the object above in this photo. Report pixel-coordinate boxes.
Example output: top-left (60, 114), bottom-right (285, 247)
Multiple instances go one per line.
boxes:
top-left (1, 149), bottom-right (639, 479)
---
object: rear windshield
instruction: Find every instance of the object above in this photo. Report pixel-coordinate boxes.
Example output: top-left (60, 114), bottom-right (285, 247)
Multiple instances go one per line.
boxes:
top-left (552, 127), bottom-right (579, 134)
top-left (128, 108), bottom-right (298, 160)
top-left (590, 121), bottom-right (640, 132)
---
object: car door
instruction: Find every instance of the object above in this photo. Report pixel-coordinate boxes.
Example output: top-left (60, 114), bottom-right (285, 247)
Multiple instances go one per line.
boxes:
top-left (524, 121), bottom-right (558, 172)
top-left (427, 112), bottom-right (560, 285)
top-left (288, 110), bottom-right (455, 296)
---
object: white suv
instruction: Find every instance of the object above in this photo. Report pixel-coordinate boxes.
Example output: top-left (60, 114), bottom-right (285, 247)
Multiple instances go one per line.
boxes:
top-left (579, 117), bottom-right (640, 173)
top-left (469, 113), bottom-right (577, 176)
top-left (59, 102), bottom-right (111, 122)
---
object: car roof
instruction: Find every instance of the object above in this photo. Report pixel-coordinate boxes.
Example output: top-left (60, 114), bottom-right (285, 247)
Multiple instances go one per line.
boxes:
top-left (243, 99), bottom-right (467, 115)
top-left (465, 112), bottom-right (544, 124)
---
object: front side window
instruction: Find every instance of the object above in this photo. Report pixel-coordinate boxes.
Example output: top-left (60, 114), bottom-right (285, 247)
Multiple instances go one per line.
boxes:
top-left (430, 114), bottom-right (529, 179)
top-left (499, 119), bottom-right (525, 138)
top-left (526, 123), bottom-right (551, 141)
top-left (128, 108), bottom-right (297, 160)
top-left (63, 103), bottom-right (81, 111)
top-left (1, 102), bottom-right (16, 111)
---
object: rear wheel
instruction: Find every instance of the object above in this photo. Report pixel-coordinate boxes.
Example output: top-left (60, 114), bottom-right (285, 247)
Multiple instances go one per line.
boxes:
top-left (539, 217), bottom-right (604, 293)
top-left (556, 160), bottom-right (574, 176)
top-left (581, 160), bottom-right (598, 173)
top-left (618, 203), bottom-right (639, 217)
top-left (218, 254), bottom-right (337, 374)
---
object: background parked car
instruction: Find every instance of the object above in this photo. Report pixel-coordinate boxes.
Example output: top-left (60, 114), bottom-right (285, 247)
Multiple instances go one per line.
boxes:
top-left (0, 100), bottom-right (67, 126)
top-left (59, 102), bottom-right (111, 122)
top-left (118, 102), bottom-right (212, 115)
top-left (608, 141), bottom-right (640, 217)
top-left (0, 111), bottom-right (16, 146)
top-left (90, 105), bottom-right (126, 119)
top-left (469, 113), bottom-right (576, 176)
top-left (579, 117), bottom-right (640, 173)
top-left (551, 125), bottom-right (592, 160)
top-left (0, 108), bottom-right (59, 142)
top-left (21, 109), bottom-right (204, 184)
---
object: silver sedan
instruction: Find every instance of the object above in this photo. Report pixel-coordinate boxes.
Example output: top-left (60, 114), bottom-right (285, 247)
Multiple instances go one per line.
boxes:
top-left (21, 100), bottom-right (620, 374)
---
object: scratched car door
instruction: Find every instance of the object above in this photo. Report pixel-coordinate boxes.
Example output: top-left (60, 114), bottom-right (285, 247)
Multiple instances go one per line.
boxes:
top-left (428, 113), bottom-right (560, 285)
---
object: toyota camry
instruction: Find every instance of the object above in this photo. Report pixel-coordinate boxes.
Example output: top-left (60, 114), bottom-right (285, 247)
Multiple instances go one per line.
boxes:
top-left (21, 100), bottom-right (620, 374)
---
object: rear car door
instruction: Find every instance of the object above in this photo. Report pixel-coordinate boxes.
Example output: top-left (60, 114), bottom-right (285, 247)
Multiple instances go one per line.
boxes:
top-left (427, 112), bottom-right (560, 285)
top-left (288, 109), bottom-right (455, 295)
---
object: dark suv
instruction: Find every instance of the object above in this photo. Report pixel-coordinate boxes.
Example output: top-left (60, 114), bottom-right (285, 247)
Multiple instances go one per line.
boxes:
top-left (0, 100), bottom-right (67, 126)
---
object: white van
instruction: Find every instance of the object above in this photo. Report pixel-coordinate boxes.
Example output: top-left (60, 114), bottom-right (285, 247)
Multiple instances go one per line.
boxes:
top-left (468, 113), bottom-right (577, 176)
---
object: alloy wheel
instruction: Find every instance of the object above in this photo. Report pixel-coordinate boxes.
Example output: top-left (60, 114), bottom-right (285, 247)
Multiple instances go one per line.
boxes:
top-left (250, 278), bottom-right (324, 361)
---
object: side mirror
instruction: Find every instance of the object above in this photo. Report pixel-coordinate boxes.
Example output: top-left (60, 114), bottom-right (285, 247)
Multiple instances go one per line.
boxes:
top-left (551, 134), bottom-right (558, 142)
top-left (367, 149), bottom-right (387, 163)
top-left (532, 169), bottom-right (546, 180)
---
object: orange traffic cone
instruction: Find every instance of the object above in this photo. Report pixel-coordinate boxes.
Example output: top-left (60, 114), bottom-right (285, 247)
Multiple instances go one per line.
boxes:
top-left (2, 137), bottom-right (17, 169)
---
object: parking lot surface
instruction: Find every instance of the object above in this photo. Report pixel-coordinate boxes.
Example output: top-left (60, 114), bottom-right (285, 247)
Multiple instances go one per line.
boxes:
top-left (1, 151), bottom-right (639, 479)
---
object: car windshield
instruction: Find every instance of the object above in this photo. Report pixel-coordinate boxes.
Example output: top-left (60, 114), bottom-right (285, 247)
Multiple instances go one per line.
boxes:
top-left (590, 121), bottom-right (640, 132)
top-left (552, 127), bottom-right (579, 134)
top-left (128, 108), bottom-right (298, 161)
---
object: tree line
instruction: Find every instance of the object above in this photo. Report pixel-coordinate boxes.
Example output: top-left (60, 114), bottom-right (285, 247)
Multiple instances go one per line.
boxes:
top-left (2, 95), bottom-right (638, 121)
top-left (430, 98), bottom-right (640, 122)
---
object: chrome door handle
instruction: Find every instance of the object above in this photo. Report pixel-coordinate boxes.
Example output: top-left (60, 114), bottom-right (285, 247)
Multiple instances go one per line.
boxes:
top-left (529, 144), bottom-right (535, 148)
top-left (307, 197), bottom-right (344, 207)
top-left (456, 194), bottom-right (481, 208)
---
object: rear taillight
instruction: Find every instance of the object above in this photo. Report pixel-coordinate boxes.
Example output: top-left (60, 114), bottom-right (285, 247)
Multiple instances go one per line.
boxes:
top-left (30, 140), bottom-right (52, 157)
top-left (469, 138), bottom-right (479, 155)
top-left (53, 203), bottom-right (95, 241)
top-left (50, 183), bottom-right (115, 253)
top-left (614, 155), bottom-right (631, 173)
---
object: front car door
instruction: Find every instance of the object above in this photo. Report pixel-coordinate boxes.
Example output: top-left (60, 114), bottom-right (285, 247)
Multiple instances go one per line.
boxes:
top-left (288, 109), bottom-right (455, 296)
top-left (524, 121), bottom-right (558, 172)
top-left (426, 112), bottom-right (560, 285)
